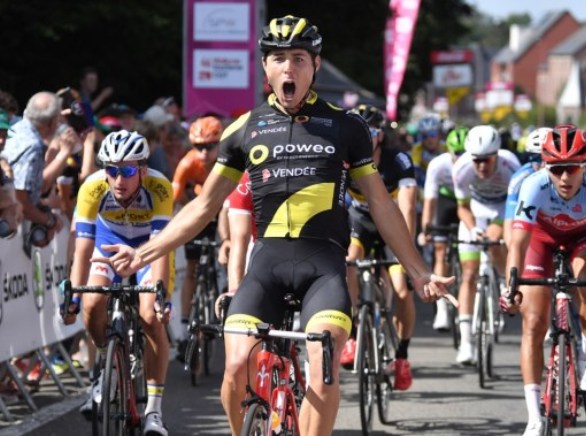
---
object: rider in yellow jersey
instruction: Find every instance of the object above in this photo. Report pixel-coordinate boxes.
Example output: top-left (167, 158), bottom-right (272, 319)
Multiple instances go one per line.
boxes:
top-left (65, 130), bottom-right (173, 435)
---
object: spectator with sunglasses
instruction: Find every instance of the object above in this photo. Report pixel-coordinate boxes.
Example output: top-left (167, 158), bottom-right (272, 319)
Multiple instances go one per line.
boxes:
top-left (171, 116), bottom-right (224, 358)
top-left (64, 130), bottom-right (173, 435)
top-left (452, 124), bottom-right (520, 365)
top-left (501, 126), bottom-right (586, 436)
top-left (419, 126), bottom-right (468, 331)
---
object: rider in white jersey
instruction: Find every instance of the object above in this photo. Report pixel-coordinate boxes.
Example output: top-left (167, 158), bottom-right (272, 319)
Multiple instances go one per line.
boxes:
top-left (503, 127), bottom-right (551, 246)
top-left (452, 125), bottom-right (520, 364)
top-left (420, 127), bottom-right (467, 330)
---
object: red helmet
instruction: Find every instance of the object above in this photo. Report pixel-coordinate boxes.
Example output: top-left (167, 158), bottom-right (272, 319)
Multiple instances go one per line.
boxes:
top-left (189, 116), bottom-right (223, 145)
top-left (541, 127), bottom-right (586, 163)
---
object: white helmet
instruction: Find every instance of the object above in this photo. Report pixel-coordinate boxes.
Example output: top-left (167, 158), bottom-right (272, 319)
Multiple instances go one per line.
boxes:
top-left (98, 130), bottom-right (150, 163)
top-left (525, 127), bottom-right (552, 154)
top-left (465, 125), bottom-right (501, 156)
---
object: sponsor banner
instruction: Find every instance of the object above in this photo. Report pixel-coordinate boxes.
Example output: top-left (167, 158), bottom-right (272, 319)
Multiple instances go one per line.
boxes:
top-left (430, 49), bottom-right (474, 64)
top-left (384, 0), bottom-right (421, 120)
top-left (0, 222), bottom-right (82, 362)
top-left (184, 0), bottom-right (258, 119)
top-left (432, 64), bottom-right (473, 88)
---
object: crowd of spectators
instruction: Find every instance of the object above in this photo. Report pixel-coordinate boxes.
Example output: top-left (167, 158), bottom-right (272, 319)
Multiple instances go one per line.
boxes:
top-left (0, 66), bottom-right (195, 404)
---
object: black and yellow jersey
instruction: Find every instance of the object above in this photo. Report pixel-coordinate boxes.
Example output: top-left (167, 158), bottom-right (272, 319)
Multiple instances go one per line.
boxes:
top-left (347, 147), bottom-right (416, 212)
top-left (213, 91), bottom-right (376, 249)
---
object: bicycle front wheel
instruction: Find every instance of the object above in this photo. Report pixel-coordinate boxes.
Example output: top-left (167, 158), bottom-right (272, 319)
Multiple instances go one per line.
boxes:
top-left (241, 402), bottom-right (270, 436)
top-left (557, 333), bottom-right (567, 435)
top-left (474, 283), bottom-right (487, 389)
top-left (356, 305), bottom-right (375, 434)
top-left (376, 310), bottom-right (397, 425)
top-left (103, 337), bottom-right (128, 436)
top-left (450, 257), bottom-right (462, 350)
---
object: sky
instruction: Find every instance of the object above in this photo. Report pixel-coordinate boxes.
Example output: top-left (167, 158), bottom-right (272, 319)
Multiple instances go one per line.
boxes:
top-left (470, 0), bottom-right (586, 22)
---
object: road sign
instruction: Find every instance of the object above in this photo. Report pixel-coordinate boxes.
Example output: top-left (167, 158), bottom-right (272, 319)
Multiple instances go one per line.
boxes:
top-left (446, 86), bottom-right (469, 105)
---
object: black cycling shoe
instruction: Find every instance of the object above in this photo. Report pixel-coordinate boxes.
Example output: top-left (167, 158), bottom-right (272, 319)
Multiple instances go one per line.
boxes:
top-left (176, 339), bottom-right (188, 364)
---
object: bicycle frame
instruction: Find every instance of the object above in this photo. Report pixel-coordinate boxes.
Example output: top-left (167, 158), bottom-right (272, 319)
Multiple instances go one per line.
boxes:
top-left (196, 310), bottom-right (333, 435)
top-left (426, 223), bottom-right (462, 349)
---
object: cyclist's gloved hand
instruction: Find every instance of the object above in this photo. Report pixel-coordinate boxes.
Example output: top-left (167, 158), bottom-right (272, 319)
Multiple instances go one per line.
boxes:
top-left (215, 292), bottom-right (235, 321)
top-left (154, 300), bottom-right (172, 325)
top-left (499, 290), bottom-right (523, 314)
top-left (471, 226), bottom-right (484, 241)
top-left (61, 296), bottom-right (81, 325)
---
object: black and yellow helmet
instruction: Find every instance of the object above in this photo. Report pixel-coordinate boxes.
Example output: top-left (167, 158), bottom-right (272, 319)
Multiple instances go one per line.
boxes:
top-left (350, 104), bottom-right (385, 128)
top-left (259, 15), bottom-right (322, 55)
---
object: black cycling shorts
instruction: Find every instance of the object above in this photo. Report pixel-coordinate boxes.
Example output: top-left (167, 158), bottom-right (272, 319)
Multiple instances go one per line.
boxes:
top-left (183, 220), bottom-right (217, 260)
top-left (225, 238), bottom-right (352, 335)
top-left (434, 195), bottom-right (458, 241)
top-left (348, 206), bottom-right (383, 255)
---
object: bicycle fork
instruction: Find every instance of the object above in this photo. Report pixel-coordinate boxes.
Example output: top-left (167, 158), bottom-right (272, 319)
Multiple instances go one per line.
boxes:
top-left (545, 293), bottom-right (579, 429)
top-left (111, 300), bottom-right (141, 428)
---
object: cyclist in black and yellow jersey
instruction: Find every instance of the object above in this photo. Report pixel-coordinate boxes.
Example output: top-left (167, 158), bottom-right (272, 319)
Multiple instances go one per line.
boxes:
top-left (97, 15), bottom-right (454, 435)
top-left (342, 104), bottom-right (418, 392)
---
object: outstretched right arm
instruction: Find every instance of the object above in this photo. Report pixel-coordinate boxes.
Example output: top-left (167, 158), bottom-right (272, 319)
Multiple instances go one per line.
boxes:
top-left (96, 172), bottom-right (238, 276)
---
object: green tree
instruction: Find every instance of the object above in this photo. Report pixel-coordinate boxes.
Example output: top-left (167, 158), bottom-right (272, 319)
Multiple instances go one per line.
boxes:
top-left (0, 0), bottom-right (182, 111)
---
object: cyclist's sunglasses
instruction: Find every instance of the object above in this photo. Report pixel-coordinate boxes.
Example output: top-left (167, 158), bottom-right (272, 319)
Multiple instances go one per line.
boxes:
top-left (546, 163), bottom-right (585, 176)
top-left (105, 165), bottom-right (140, 178)
top-left (422, 131), bottom-right (438, 139)
top-left (472, 154), bottom-right (496, 164)
top-left (369, 127), bottom-right (381, 139)
top-left (194, 142), bottom-right (218, 152)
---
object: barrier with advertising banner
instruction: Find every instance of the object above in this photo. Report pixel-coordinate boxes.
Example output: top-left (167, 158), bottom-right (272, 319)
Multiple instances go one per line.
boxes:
top-left (0, 224), bottom-right (82, 363)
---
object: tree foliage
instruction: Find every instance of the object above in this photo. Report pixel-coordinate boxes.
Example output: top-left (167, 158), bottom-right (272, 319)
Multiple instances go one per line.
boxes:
top-left (0, 0), bottom-right (182, 112)
top-left (0, 0), bottom-right (484, 119)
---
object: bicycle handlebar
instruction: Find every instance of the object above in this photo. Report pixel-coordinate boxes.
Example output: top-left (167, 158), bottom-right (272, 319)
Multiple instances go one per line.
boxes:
top-left (456, 238), bottom-right (505, 248)
top-left (60, 279), bottom-right (166, 320)
top-left (187, 238), bottom-right (220, 247)
top-left (425, 223), bottom-right (459, 236)
top-left (507, 267), bottom-right (586, 305)
top-left (346, 258), bottom-right (398, 268)
top-left (196, 322), bottom-right (335, 385)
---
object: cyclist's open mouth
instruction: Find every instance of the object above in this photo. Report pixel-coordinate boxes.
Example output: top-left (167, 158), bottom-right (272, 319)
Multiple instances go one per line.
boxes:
top-left (283, 81), bottom-right (296, 100)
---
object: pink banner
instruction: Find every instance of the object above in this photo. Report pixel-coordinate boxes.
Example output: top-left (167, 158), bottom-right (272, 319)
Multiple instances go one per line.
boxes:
top-left (183, 0), bottom-right (257, 120)
top-left (384, 0), bottom-right (420, 120)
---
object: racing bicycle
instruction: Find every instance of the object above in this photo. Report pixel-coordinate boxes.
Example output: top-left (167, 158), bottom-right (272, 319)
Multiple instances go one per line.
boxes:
top-left (508, 247), bottom-right (586, 435)
top-left (183, 237), bottom-right (220, 386)
top-left (196, 294), bottom-right (334, 436)
top-left (347, 257), bottom-right (398, 435)
top-left (425, 223), bottom-right (462, 349)
top-left (61, 278), bottom-right (166, 435)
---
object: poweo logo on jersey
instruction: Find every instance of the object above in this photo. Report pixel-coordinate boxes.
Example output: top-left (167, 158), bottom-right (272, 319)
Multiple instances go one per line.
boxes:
top-left (294, 116), bottom-right (309, 123)
top-left (273, 143), bottom-right (335, 158)
top-left (249, 145), bottom-right (269, 165)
